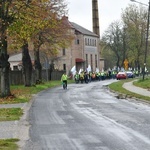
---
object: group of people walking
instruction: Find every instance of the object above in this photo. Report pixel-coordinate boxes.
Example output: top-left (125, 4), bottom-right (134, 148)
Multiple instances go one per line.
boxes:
top-left (61, 70), bottom-right (118, 89)
top-left (73, 70), bottom-right (117, 84)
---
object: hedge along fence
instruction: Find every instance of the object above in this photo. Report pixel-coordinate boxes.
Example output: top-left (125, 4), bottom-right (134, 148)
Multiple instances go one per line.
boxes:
top-left (0, 70), bottom-right (65, 86)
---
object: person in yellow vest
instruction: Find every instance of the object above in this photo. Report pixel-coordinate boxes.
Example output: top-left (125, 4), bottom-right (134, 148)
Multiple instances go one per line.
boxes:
top-left (97, 72), bottom-right (101, 81)
top-left (61, 72), bottom-right (69, 89)
top-left (88, 71), bottom-right (92, 82)
top-left (79, 71), bottom-right (84, 83)
top-left (101, 71), bottom-right (105, 80)
top-left (74, 72), bottom-right (80, 83)
top-left (92, 72), bottom-right (96, 81)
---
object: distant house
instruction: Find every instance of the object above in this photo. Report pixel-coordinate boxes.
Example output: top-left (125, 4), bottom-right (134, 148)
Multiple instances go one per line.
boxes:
top-left (8, 53), bottom-right (34, 70)
top-left (9, 18), bottom-right (101, 74)
top-left (8, 53), bottom-right (22, 70)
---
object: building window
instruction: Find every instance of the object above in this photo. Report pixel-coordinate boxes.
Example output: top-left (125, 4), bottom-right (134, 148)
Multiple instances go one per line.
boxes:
top-left (95, 55), bottom-right (98, 68)
top-left (90, 39), bottom-right (92, 46)
top-left (85, 38), bottom-right (87, 45)
top-left (63, 64), bottom-right (66, 70)
top-left (75, 39), bottom-right (80, 44)
top-left (13, 66), bottom-right (18, 70)
top-left (91, 54), bottom-right (93, 71)
top-left (86, 54), bottom-right (88, 68)
top-left (95, 40), bottom-right (96, 46)
top-left (62, 48), bottom-right (65, 55)
top-left (92, 39), bottom-right (94, 46)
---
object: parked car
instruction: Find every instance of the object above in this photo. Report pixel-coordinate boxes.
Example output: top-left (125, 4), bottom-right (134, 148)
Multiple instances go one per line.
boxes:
top-left (116, 72), bottom-right (127, 80)
top-left (126, 71), bottom-right (135, 78)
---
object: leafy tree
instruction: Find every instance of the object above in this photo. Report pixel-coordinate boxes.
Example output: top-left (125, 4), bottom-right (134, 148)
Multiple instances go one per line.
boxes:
top-left (0, 0), bottom-right (25, 97)
top-left (101, 4), bottom-right (148, 72)
top-left (121, 4), bottom-right (147, 70)
top-left (8, 0), bottom-right (72, 85)
top-left (101, 21), bottom-right (125, 69)
top-left (8, 1), bottom-right (35, 86)
top-left (31, 0), bottom-right (73, 83)
top-left (100, 41), bottom-right (116, 70)
top-left (8, 0), bottom-right (53, 86)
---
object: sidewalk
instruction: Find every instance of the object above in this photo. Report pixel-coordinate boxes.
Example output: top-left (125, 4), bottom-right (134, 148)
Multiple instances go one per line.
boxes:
top-left (0, 99), bottom-right (34, 149)
top-left (0, 103), bottom-right (26, 139)
top-left (123, 80), bottom-right (150, 97)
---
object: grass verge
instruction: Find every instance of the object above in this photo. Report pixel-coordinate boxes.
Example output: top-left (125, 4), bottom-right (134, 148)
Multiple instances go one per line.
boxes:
top-left (0, 80), bottom-right (74, 122)
top-left (0, 80), bottom-right (74, 104)
top-left (0, 139), bottom-right (19, 150)
top-left (0, 108), bottom-right (23, 121)
top-left (133, 77), bottom-right (150, 89)
top-left (109, 79), bottom-right (150, 101)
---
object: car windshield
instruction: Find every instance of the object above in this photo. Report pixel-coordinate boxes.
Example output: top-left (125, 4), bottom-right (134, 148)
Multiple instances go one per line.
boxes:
top-left (126, 71), bottom-right (132, 74)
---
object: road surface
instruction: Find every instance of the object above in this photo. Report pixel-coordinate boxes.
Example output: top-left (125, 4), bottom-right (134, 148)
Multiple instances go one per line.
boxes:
top-left (23, 80), bottom-right (150, 150)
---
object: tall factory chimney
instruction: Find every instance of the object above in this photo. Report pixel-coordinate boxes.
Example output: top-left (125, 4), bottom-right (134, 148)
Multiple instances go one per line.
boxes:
top-left (92, 0), bottom-right (100, 37)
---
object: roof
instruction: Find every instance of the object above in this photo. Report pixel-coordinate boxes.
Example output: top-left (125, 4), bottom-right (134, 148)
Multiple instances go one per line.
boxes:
top-left (9, 52), bottom-right (34, 62)
top-left (8, 53), bottom-right (22, 62)
top-left (70, 22), bottom-right (98, 37)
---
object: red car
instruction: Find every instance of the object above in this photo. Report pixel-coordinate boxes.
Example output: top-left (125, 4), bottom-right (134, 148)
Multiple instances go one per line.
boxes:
top-left (116, 72), bottom-right (127, 80)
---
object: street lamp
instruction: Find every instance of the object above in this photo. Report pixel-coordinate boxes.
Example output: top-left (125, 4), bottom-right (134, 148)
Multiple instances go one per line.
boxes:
top-left (130, 0), bottom-right (148, 6)
top-left (130, 0), bottom-right (150, 80)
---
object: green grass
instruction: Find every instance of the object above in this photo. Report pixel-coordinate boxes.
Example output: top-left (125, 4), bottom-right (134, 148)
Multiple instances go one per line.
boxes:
top-left (0, 139), bottom-right (19, 150)
top-left (133, 77), bottom-right (150, 89)
top-left (9, 81), bottom-right (62, 103)
top-left (0, 108), bottom-right (23, 121)
top-left (0, 80), bottom-right (74, 122)
top-left (109, 78), bottom-right (150, 101)
top-left (0, 80), bottom-right (74, 104)
top-left (0, 80), bottom-right (74, 149)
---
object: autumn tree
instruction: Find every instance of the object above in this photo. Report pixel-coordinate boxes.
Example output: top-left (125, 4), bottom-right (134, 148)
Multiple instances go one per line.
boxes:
top-left (8, 1), bottom-right (34, 86)
top-left (8, 0), bottom-right (72, 84)
top-left (0, 1), bottom-right (10, 97)
top-left (8, 0), bottom-right (53, 86)
top-left (32, 0), bottom-right (73, 83)
top-left (0, 0), bottom-right (29, 96)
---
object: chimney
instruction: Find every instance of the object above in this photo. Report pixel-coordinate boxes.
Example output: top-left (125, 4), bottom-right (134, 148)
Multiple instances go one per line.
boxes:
top-left (92, 0), bottom-right (100, 37)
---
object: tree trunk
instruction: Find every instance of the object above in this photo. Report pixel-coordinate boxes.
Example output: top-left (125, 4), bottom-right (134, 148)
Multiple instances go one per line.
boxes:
top-left (116, 55), bottom-right (120, 71)
top-left (0, 36), bottom-right (11, 97)
top-left (49, 60), bottom-right (54, 80)
top-left (22, 43), bottom-right (32, 86)
top-left (34, 47), bottom-right (42, 83)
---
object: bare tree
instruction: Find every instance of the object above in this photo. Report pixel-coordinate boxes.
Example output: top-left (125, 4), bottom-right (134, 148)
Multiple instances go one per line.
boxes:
top-left (101, 21), bottom-right (125, 69)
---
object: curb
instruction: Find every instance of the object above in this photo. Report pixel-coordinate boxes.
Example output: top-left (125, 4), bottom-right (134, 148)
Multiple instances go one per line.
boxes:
top-left (107, 84), bottom-right (150, 105)
top-left (17, 94), bottom-right (36, 150)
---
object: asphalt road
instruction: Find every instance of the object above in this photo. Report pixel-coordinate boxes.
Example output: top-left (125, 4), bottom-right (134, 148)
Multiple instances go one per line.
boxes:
top-left (23, 80), bottom-right (150, 150)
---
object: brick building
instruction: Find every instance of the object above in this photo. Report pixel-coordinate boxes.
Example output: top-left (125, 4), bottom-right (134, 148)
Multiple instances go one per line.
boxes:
top-left (9, 19), bottom-right (101, 75)
top-left (53, 21), bottom-right (100, 74)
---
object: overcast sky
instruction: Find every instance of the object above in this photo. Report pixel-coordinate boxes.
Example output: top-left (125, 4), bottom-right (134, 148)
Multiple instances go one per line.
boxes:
top-left (67, 0), bottom-right (149, 36)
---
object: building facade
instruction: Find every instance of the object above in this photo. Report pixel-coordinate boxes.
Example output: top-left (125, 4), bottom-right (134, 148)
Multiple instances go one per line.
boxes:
top-left (9, 20), bottom-right (101, 75)
top-left (53, 21), bottom-right (100, 74)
